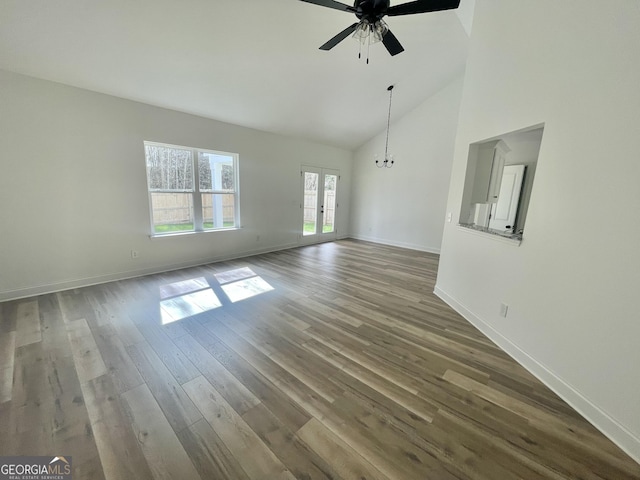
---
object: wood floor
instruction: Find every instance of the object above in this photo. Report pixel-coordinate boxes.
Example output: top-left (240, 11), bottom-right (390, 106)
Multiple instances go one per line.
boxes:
top-left (1, 239), bottom-right (639, 479)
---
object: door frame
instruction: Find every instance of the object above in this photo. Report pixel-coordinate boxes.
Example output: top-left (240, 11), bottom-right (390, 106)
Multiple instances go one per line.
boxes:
top-left (300, 166), bottom-right (340, 245)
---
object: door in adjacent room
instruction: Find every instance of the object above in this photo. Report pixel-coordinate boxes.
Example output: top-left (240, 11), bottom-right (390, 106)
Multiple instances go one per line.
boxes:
top-left (489, 164), bottom-right (526, 232)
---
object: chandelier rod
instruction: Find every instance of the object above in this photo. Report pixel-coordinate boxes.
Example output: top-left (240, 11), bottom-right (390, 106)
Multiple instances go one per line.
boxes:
top-left (384, 84), bottom-right (394, 160)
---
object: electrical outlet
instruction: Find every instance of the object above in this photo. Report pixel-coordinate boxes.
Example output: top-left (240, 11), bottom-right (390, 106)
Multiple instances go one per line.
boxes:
top-left (446, 212), bottom-right (452, 223)
top-left (500, 303), bottom-right (509, 318)
top-left (131, 250), bottom-right (139, 259)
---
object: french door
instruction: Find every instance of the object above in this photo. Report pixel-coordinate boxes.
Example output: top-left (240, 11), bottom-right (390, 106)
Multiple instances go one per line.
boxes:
top-left (300, 166), bottom-right (339, 244)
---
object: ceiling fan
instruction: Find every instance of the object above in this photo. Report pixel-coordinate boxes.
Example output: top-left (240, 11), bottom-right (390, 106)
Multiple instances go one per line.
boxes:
top-left (300, 0), bottom-right (461, 57)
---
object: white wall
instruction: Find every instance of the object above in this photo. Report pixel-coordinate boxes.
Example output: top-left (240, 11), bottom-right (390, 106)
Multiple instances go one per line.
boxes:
top-left (350, 76), bottom-right (464, 253)
top-left (436, 0), bottom-right (640, 462)
top-left (456, 0), bottom-right (476, 37)
top-left (0, 70), bottom-right (352, 301)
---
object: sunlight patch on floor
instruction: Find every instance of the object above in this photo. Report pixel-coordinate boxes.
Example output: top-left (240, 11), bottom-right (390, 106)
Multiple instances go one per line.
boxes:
top-left (158, 268), bottom-right (274, 323)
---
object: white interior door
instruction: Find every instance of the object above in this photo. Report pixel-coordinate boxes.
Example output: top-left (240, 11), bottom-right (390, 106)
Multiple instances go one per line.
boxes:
top-left (489, 165), bottom-right (526, 231)
top-left (301, 166), bottom-right (339, 244)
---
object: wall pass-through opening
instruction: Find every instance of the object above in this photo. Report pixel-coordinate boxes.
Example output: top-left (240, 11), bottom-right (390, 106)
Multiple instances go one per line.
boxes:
top-left (459, 126), bottom-right (544, 240)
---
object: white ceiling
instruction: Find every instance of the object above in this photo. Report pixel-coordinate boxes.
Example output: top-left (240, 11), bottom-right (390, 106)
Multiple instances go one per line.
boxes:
top-left (0, 0), bottom-right (470, 150)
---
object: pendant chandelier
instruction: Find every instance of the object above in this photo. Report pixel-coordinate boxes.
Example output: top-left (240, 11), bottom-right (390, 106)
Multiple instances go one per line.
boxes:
top-left (375, 84), bottom-right (395, 168)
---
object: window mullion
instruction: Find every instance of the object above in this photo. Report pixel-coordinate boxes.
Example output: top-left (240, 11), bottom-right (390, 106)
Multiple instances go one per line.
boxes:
top-left (192, 150), bottom-right (204, 231)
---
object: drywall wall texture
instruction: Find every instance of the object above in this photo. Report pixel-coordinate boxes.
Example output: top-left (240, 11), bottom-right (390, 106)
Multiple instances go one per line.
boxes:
top-left (350, 76), bottom-right (464, 253)
top-left (436, 0), bottom-right (640, 462)
top-left (0, 70), bottom-right (352, 300)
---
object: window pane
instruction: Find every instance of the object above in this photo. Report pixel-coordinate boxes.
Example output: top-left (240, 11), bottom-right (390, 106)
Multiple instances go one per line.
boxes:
top-left (303, 172), bottom-right (318, 236)
top-left (323, 174), bottom-right (337, 233)
top-left (198, 152), bottom-right (235, 192)
top-left (202, 193), bottom-right (236, 229)
top-left (145, 145), bottom-right (193, 191)
top-left (151, 193), bottom-right (194, 233)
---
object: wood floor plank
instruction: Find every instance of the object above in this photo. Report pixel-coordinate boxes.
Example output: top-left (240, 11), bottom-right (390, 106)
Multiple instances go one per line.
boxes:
top-left (216, 329), bottom-right (339, 426)
top-left (126, 341), bottom-right (202, 432)
top-left (328, 392), bottom-right (447, 479)
top-left (37, 294), bottom-right (106, 480)
top-left (0, 300), bottom-right (18, 333)
top-left (172, 333), bottom-right (261, 415)
top-left (337, 361), bottom-right (438, 423)
top-left (297, 417), bottom-right (391, 480)
top-left (99, 292), bottom-right (145, 346)
top-left (434, 407), bottom-right (585, 480)
top-left (242, 402), bottom-right (338, 480)
top-left (57, 290), bottom-right (94, 324)
top-left (134, 321), bottom-right (200, 385)
top-left (190, 319), bottom-right (312, 434)
top-left (0, 331), bottom-right (16, 403)
top-left (66, 318), bottom-right (107, 383)
top-left (15, 300), bottom-right (41, 347)
top-left (81, 374), bottom-right (155, 480)
top-left (183, 375), bottom-right (293, 480)
top-left (92, 324), bottom-right (144, 393)
top-left (177, 418), bottom-right (251, 480)
top-left (217, 313), bottom-right (343, 404)
top-left (442, 369), bottom-right (640, 477)
top-left (3, 342), bottom-right (54, 456)
top-left (121, 384), bottom-right (200, 480)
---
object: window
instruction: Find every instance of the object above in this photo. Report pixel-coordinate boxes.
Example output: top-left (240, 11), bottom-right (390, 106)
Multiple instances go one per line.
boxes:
top-left (144, 142), bottom-right (239, 235)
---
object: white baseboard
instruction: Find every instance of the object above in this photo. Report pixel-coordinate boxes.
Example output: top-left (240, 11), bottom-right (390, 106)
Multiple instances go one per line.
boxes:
top-left (434, 285), bottom-right (640, 466)
top-left (0, 241), bottom-right (298, 302)
top-left (349, 234), bottom-right (441, 254)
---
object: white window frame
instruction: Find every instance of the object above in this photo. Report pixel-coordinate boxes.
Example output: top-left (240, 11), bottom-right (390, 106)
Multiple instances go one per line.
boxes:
top-left (144, 141), bottom-right (240, 236)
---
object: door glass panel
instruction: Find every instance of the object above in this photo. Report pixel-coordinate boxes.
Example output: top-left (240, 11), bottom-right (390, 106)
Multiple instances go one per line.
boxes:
top-left (323, 174), bottom-right (337, 233)
top-left (303, 172), bottom-right (319, 236)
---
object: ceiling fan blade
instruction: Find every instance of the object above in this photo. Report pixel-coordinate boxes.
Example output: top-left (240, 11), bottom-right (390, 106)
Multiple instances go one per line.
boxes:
top-left (382, 29), bottom-right (405, 56)
top-left (299, 0), bottom-right (355, 13)
top-left (387, 0), bottom-right (460, 16)
top-left (320, 23), bottom-right (359, 50)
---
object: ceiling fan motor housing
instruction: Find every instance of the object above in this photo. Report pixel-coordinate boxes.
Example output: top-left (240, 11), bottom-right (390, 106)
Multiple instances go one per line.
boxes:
top-left (354, 0), bottom-right (390, 23)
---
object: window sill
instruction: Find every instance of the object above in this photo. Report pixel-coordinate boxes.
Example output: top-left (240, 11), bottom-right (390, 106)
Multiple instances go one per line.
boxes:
top-left (457, 223), bottom-right (522, 246)
top-left (149, 227), bottom-right (242, 240)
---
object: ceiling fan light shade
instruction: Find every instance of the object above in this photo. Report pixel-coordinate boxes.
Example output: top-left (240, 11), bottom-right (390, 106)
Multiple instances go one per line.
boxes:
top-left (352, 21), bottom-right (370, 41)
top-left (351, 22), bottom-right (369, 41)
top-left (352, 19), bottom-right (387, 44)
top-left (374, 19), bottom-right (389, 40)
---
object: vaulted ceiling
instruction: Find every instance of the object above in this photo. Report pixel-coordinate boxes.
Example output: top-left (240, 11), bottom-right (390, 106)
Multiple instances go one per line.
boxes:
top-left (0, 0), bottom-right (472, 149)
